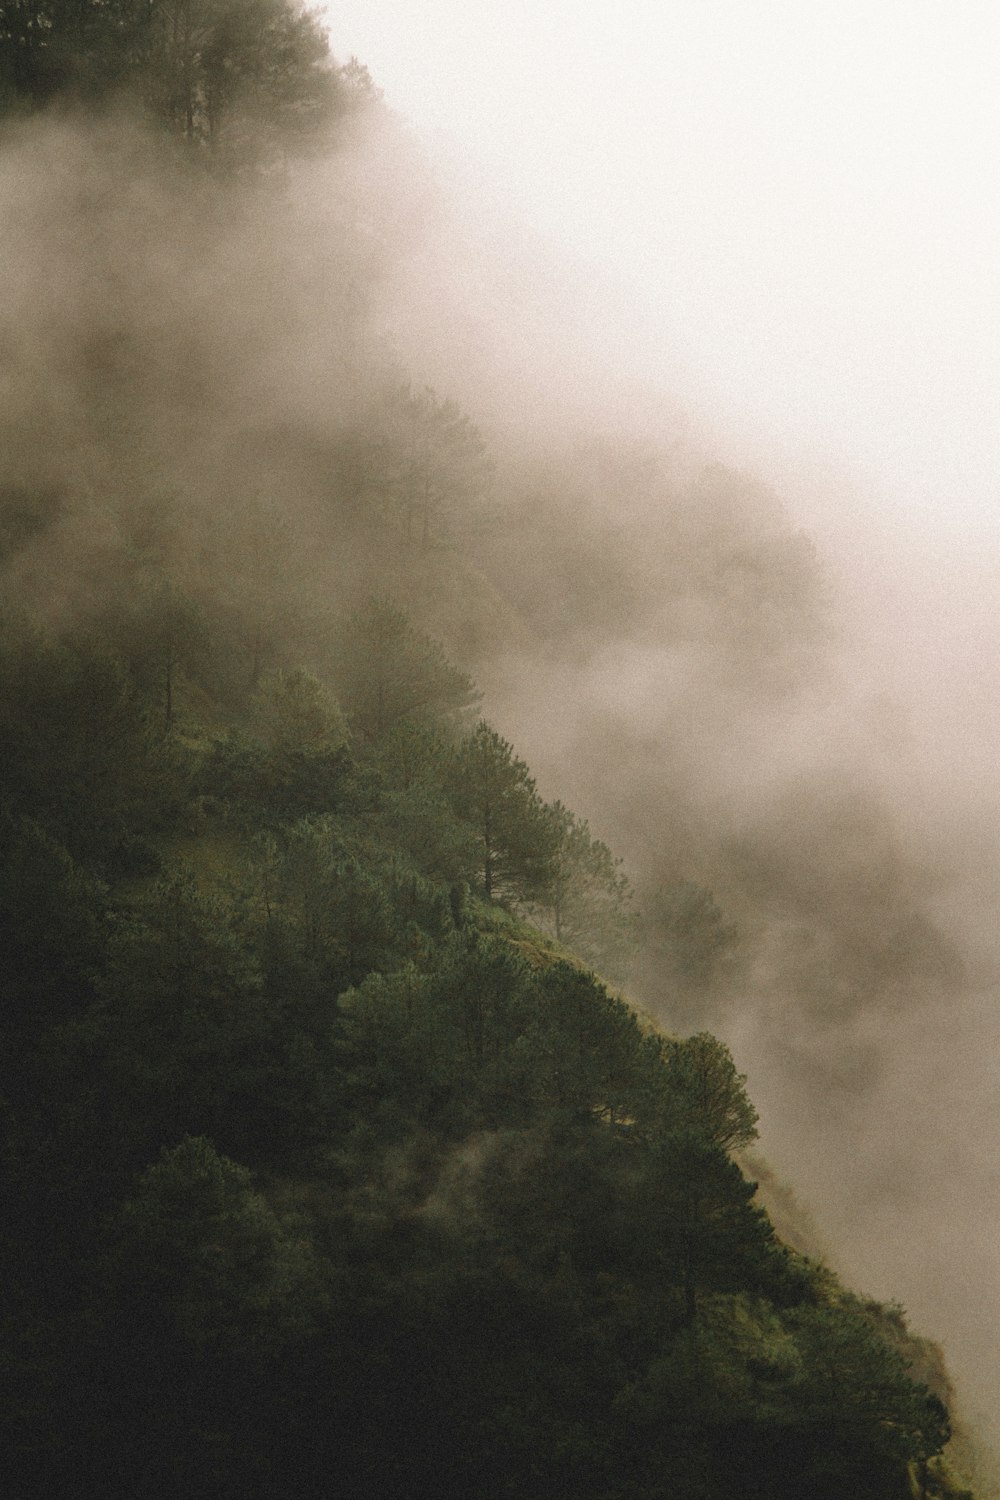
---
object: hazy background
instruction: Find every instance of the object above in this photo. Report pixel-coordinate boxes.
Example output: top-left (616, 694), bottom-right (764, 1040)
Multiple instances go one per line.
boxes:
top-left (320, 0), bottom-right (1000, 1439)
top-left (329, 0), bottom-right (1000, 542)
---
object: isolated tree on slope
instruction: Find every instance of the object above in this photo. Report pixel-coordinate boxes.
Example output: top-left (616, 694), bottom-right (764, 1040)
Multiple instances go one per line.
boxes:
top-left (659, 1031), bottom-right (759, 1155)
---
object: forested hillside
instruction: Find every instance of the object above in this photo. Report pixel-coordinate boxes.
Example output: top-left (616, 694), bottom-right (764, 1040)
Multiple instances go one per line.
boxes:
top-left (0, 5), bottom-right (983, 1496)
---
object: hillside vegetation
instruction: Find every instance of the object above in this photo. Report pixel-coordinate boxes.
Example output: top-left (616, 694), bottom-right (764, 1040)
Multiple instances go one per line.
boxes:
top-left (0, 592), bottom-right (968, 1499)
top-left (0, 4), bottom-right (981, 1497)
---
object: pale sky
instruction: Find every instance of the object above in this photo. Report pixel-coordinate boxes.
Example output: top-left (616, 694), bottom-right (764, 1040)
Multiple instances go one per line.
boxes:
top-left (325, 1), bottom-right (1000, 537)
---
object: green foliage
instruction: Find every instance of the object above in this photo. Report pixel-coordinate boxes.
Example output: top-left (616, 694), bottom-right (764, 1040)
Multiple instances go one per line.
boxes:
top-left (658, 1030), bottom-right (759, 1153)
top-left (0, 0), bottom-right (348, 166)
top-left (448, 718), bottom-right (558, 905)
top-left (252, 815), bottom-right (397, 985)
top-left (528, 960), bottom-right (658, 1123)
top-left (540, 799), bottom-right (638, 979)
top-left (61, 870), bottom-right (272, 1168)
top-left (359, 382), bottom-right (494, 546)
top-left (197, 724), bottom-right (354, 823)
top-left (83, 1135), bottom-right (327, 1495)
top-left (0, 552), bottom-right (962, 1500)
top-left (107, 1134), bottom-right (323, 1354)
top-left (778, 1298), bottom-right (951, 1494)
top-left (250, 665), bottom-right (347, 755)
top-left (0, 814), bottom-right (108, 1033)
top-left (332, 597), bottom-right (480, 741)
top-left (338, 933), bottom-right (538, 1139)
top-left (0, 614), bottom-right (177, 871)
top-left (365, 721), bottom-right (482, 882)
top-left (613, 1285), bottom-right (948, 1498)
top-left (338, 964), bottom-right (464, 1135)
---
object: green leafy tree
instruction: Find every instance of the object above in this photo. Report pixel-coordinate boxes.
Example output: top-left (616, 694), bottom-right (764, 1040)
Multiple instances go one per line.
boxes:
top-left (0, 617), bottom-right (173, 869)
top-left (78, 870), bottom-right (269, 1160)
top-left (541, 800), bottom-right (638, 979)
top-left (527, 960), bottom-right (655, 1123)
top-left (0, 0), bottom-right (343, 165)
top-left (659, 1031), bottom-right (759, 1154)
top-left (333, 598), bottom-right (479, 742)
top-left (337, 963), bottom-right (463, 1136)
top-left (250, 816), bottom-right (395, 994)
top-left (251, 665), bottom-right (347, 755)
top-left (92, 1135), bottom-right (325, 1492)
top-left (379, 383), bottom-right (493, 547)
top-left (198, 721), bottom-right (354, 825)
top-left (642, 1131), bottom-right (777, 1325)
top-left (363, 721), bottom-right (480, 882)
top-left (101, 577), bottom-right (209, 731)
top-left (431, 931), bottom-right (535, 1092)
top-left (0, 815), bottom-right (108, 1033)
top-left (448, 719), bottom-right (558, 905)
top-left (779, 1298), bottom-right (952, 1497)
top-left (108, 1134), bottom-right (322, 1353)
top-left (339, 932), bottom-right (547, 1137)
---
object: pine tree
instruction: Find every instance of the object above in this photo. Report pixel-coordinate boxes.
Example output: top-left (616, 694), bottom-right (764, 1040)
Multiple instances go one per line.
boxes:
top-left (449, 719), bottom-right (557, 905)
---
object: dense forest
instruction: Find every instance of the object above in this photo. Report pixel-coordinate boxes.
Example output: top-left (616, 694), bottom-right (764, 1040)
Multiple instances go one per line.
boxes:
top-left (0, 3), bottom-right (987, 1496)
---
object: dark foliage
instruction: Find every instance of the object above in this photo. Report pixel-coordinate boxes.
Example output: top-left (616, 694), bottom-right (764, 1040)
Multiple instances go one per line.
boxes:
top-left (0, 615), bottom-right (952, 1497)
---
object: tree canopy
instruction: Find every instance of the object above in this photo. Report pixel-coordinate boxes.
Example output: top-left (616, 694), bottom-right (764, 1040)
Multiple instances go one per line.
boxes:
top-left (0, 0), bottom-right (369, 167)
top-left (448, 718), bottom-right (558, 905)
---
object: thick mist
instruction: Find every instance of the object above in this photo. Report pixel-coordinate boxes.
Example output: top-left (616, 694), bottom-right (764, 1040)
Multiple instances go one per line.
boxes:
top-left (3, 80), bottom-right (1000, 1458)
top-left (349, 118), bottom-right (1000, 1445)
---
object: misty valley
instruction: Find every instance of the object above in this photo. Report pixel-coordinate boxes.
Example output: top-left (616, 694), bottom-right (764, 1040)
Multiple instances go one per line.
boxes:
top-left (0, 3), bottom-right (995, 1497)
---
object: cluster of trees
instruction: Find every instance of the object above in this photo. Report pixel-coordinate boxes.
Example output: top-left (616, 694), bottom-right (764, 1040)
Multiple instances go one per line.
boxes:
top-left (0, 0), bottom-right (366, 164)
top-left (369, 383), bottom-right (494, 548)
top-left (0, 584), bottom-right (964, 1497)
